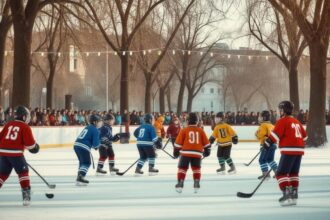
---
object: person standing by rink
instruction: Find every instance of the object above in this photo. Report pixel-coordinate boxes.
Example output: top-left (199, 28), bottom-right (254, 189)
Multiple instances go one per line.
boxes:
top-left (255, 110), bottom-right (278, 179)
top-left (96, 114), bottom-right (121, 175)
top-left (166, 116), bottom-right (181, 148)
top-left (263, 101), bottom-right (307, 206)
top-left (173, 112), bottom-right (210, 193)
top-left (134, 113), bottom-right (162, 176)
top-left (0, 106), bottom-right (40, 206)
top-left (74, 114), bottom-right (102, 186)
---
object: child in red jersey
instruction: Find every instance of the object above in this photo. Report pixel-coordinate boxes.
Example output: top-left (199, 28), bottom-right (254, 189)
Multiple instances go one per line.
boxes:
top-left (173, 112), bottom-right (210, 193)
top-left (263, 101), bottom-right (307, 206)
top-left (0, 106), bottom-right (40, 206)
top-left (166, 116), bottom-right (181, 148)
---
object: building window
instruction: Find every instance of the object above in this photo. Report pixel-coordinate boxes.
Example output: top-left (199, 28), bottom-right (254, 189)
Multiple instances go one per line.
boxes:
top-left (85, 86), bottom-right (92, 96)
top-left (69, 45), bottom-right (78, 72)
top-left (210, 88), bottom-right (214, 94)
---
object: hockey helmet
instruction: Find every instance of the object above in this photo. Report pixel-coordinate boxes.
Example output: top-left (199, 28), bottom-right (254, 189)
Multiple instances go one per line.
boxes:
top-left (15, 106), bottom-right (31, 124)
top-left (89, 114), bottom-right (102, 125)
top-left (188, 112), bottom-right (199, 125)
top-left (103, 114), bottom-right (114, 121)
top-left (278, 100), bottom-right (294, 115)
top-left (144, 113), bottom-right (154, 124)
top-left (261, 110), bottom-right (270, 121)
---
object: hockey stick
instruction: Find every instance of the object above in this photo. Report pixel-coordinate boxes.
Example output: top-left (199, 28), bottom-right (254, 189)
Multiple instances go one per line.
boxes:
top-left (162, 138), bottom-right (171, 150)
top-left (116, 159), bottom-right (139, 176)
top-left (236, 169), bottom-right (272, 198)
top-left (160, 148), bottom-right (176, 159)
top-left (27, 163), bottom-right (56, 189)
top-left (90, 153), bottom-right (95, 169)
top-left (244, 150), bottom-right (261, 166)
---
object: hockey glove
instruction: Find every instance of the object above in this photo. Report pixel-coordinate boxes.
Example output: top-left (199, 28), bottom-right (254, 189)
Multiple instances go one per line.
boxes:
top-left (232, 135), bottom-right (238, 144)
top-left (203, 146), bottom-right (211, 157)
top-left (112, 133), bottom-right (121, 142)
top-left (29, 143), bottom-right (40, 154)
top-left (209, 136), bottom-right (216, 145)
top-left (155, 139), bottom-right (163, 149)
top-left (262, 138), bottom-right (272, 150)
top-left (173, 148), bottom-right (180, 159)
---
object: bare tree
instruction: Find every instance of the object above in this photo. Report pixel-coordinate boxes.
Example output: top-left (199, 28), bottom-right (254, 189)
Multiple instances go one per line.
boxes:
top-left (0, 0), bottom-right (12, 106)
top-left (248, 0), bottom-right (307, 114)
top-left (269, 0), bottom-right (330, 147)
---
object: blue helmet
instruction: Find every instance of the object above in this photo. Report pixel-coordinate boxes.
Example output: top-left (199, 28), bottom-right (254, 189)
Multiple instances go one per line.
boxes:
top-left (144, 113), bottom-right (154, 124)
top-left (89, 114), bottom-right (102, 125)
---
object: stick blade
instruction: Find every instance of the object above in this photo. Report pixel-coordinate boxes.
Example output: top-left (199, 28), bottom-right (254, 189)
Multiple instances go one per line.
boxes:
top-left (116, 171), bottom-right (125, 176)
top-left (243, 163), bottom-right (249, 166)
top-left (237, 191), bottom-right (253, 198)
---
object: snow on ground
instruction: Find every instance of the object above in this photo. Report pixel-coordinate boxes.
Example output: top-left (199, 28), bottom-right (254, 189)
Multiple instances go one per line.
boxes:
top-left (0, 142), bottom-right (330, 220)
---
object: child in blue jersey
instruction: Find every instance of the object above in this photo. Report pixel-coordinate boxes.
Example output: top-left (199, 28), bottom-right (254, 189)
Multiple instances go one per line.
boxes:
top-left (134, 113), bottom-right (162, 176)
top-left (96, 114), bottom-right (121, 175)
top-left (74, 114), bottom-right (102, 186)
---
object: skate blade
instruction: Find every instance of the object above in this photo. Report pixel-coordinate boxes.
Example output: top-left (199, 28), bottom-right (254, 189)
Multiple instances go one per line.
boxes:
top-left (134, 173), bottom-right (144, 177)
top-left (194, 188), bottom-right (200, 193)
top-left (110, 171), bottom-right (117, 176)
top-left (23, 200), bottom-right (30, 206)
top-left (148, 172), bottom-right (158, 176)
top-left (176, 187), bottom-right (183, 193)
top-left (280, 199), bottom-right (294, 207)
top-left (217, 171), bottom-right (226, 175)
top-left (76, 181), bottom-right (88, 186)
top-left (96, 172), bottom-right (107, 176)
top-left (228, 170), bottom-right (237, 175)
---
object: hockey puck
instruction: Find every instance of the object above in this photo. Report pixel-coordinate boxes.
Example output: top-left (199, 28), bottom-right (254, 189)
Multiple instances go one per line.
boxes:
top-left (45, 193), bottom-right (54, 199)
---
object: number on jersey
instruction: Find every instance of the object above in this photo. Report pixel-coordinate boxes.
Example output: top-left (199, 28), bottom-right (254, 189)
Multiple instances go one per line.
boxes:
top-left (291, 123), bottom-right (302, 138)
top-left (188, 131), bottom-right (199, 144)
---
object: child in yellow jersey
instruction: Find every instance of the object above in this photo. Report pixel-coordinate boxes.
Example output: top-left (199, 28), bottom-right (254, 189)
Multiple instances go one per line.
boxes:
top-left (209, 112), bottom-right (238, 174)
top-left (255, 110), bottom-right (278, 179)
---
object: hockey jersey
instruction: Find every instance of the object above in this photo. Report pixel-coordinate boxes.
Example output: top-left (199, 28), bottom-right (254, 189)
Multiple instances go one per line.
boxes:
top-left (175, 125), bottom-right (210, 158)
top-left (99, 123), bottom-right (115, 147)
top-left (154, 116), bottom-right (165, 138)
top-left (269, 116), bottom-right (307, 155)
top-left (134, 124), bottom-right (158, 147)
top-left (211, 122), bottom-right (237, 147)
top-left (255, 121), bottom-right (274, 144)
top-left (0, 120), bottom-right (36, 157)
top-left (166, 123), bottom-right (181, 138)
top-left (74, 125), bottom-right (100, 152)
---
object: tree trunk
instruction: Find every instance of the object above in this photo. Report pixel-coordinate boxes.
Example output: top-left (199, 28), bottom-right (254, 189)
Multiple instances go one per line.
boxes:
top-left (0, 29), bottom-right (8, 106)
top-left (166, 88), bottom-right (171, 112)
top-left (144, 73), bottom-right (152, 113)
top-left (288, 58), bottom-right (300, 115)
top-left (306, 40), bottom-right (328, 147)
top-left (177, 57), bottom-right (188, 115)
top-left (46, 67), bottom-right (55, 108)
top-left (159, 86), bottom-right (165, 113)
top-left (11, 22), bottom-right (33, 107)
top-left (186, 89), bottom-right (193, 112)
top-left (120, 55), bottom-right (129, 113)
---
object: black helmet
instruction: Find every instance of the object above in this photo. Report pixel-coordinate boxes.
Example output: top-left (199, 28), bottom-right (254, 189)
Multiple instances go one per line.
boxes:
top-left (89, 114), bottom-right (102, 125)
top-left (144, 113), bottom-right (154, 124)
top-left (261, 110), bottom-right (270, 121)
top-left (103, 114), bottom-right (114, 121)
top-left (215, 112), bottom-right (224, 118)
top-left (278, 101), bottom-right (294, 115)
top-left (15, 106), bottom-right (31, 123)
top-left (188, 112), bottom-right (199, 125)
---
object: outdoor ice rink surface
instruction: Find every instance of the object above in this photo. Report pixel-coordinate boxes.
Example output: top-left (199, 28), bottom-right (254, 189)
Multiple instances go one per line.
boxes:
top-left (0, 142), bottom-right (330, 220)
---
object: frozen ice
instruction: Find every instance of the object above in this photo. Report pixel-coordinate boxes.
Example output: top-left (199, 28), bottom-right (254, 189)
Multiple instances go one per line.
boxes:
top-left (0, 142), bottom-right (329, 220)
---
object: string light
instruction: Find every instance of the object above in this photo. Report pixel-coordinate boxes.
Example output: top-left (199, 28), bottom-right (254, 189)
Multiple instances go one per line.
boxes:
top-left (143, 50), bottom-right (146, 55)
top-left (265, 56), bottom-right (268, 60)
top-left (97, 52), bottom-right (101, 56)
top-left (58, 52), bottom-right (61, 57)
top-left (172, 50), bottom-right (176, 55)
top-left (4, 51), bottom-right (7, 56)
top-left (210, 52), bottom-right (214, 57)
top-left (86, 52), bottom-right (89, 57)
top-left (114, 51), bottom-right (117, 56)
top-left (41, 52), bottom-right (44, 57)
top-left (129, 51), bottom-right (133, 56)
top-left (248, 56), bottom-right (251, 60)
top-left (237, 55), bottom-right (240, 59)
top-left (122, 51), bottom-right (126, 56)
top-left (158, 50), bottom-right (161, 56)
top-left (200, 51), bottom-right (203, 56)
top-left (148, 49), bottom-right (152, 53)
top-left (187, 50), bottom-right (191, 55)
top-left (227, 54), bottom-right (231, 59)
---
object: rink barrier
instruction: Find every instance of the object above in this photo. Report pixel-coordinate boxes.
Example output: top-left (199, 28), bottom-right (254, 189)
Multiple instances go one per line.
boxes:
top-left (1, 125), bottom-right (329, 149)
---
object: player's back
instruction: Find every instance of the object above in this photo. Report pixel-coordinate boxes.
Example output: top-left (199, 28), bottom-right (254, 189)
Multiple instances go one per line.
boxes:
top-left (74, 125), bottom-right (100, 150)
top-left (256, 122), bottom-right (274, 144)
top-left (175, 126), bottom-right (209, 158)
top-left (0, 120), bottom-right (36, 156)
top-left (134, 124), bottom-right (158, 146)
top-left (212, 123), bottom-right (236, 146)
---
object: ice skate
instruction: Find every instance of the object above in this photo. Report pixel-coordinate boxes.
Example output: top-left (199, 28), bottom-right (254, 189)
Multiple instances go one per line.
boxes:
top-left (216, 165), bottom-right (226, 175)
top-left (257, 172), bottom-right (270, 180)
top-left (228, 164), bottom-right (236, 174)
top-left (279, 186), bottom-right (293, 206)
top-left (96, 167), bottom-right (107, 175)
top-left (22, 187), bottom-right (31, 206)
top-left (148, 166), bottom-right (159, 176)
top-left (110, 166), bottom-right (119, 175)
top-left (290, 187), bottom-right (298, 205)
top-left (175, 180), bottom-right (184, 193)
top-left (76, 174), bottom-right (89, 186)
top-left (134, 167), bottom-right (144, 177)
top-left (193, 180), bottom-right (200, 193)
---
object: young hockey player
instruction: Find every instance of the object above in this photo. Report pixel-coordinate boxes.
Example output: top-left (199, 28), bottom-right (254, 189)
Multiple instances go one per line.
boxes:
top-left (209, 112), bottom-right (238, 174)
top-left (134, 113), bottom-right (162, 176)
top-left (74, 114), bottom-right (102, 186)
top-left (255, 110), bottom-right (278, 179)
top-left (173, 112), bottom-right (210, 193)
top-left (154, 115), bottom-right (165, 141)
top-left (166, 116), bottom-right (181, 148)
top-left (96, 114), bottom-right (121, 175)
top-left (0, 106), bottom-right (40, 206)
top-left (263, 101), bottom-right (307, 206)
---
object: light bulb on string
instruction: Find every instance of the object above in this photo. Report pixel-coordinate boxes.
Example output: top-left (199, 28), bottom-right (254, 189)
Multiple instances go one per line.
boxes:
top-left (227, 54), bottom-right (231, 59)
top-left (172, 50), bottom-right (176, 55)
top-left (143, 50), bottom-right (146, 55)
top-left (200, 51), bottom-right (203, 56)
top-left (98, 52), bottom-right (101, 56)
top-left (210, 52), bottom-right (214, 57)
top-left (129, 51), bottom-right (133, 56)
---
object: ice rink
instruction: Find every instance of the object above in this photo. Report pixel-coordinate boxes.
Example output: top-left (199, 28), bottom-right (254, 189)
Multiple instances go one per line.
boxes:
top-left (1, 142), bottom-right (330, 220)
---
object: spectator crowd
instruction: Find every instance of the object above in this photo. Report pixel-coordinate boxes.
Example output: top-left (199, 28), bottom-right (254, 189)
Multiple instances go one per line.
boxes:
top-left (0, 106), bottom-right (324, 127)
